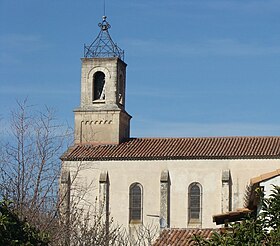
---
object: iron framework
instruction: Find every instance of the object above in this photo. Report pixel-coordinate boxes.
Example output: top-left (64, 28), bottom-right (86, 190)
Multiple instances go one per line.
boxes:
top-left (84, 16), bottom-right (124, 60)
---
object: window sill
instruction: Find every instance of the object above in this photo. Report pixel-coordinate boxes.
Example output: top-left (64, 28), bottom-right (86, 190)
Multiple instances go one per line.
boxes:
top-left (188, 220), bottom-right (202, 228)
top-left (92, 99), bottom-right (105, 104)
top-left (129, 220), bottom-right (142, 225)
top-left (188, 219), bottom-right (201, 223)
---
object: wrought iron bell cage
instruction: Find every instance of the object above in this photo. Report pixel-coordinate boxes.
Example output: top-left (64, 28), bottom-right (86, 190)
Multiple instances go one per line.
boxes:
top-left (84, 16), bottom-right (124, 60)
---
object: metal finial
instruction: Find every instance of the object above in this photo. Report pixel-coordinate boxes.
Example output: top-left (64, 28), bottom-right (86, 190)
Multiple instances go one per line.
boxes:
top-left (98, 16), bottom-right (110, 31)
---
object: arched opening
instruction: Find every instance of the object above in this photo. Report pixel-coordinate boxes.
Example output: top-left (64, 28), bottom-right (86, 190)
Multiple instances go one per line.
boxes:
top-left (188, 182), bottom-right (202, 224)
top-left (118, 74), bottom-right (124, 105)
top-left (93, 71), bottom-right (105, 100)
top-left (129, 183), bottom-right (143, 223)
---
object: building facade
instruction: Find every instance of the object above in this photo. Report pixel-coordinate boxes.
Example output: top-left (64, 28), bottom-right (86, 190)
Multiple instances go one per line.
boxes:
top-left (61, 16), bottom-right (280, 232)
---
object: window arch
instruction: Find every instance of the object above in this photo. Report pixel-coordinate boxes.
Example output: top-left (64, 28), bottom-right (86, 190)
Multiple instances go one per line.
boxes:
top-left (93, 71), bottom-right (105, 100)
top-left (129, 183), bottom-right (143, 223)
top-left (188, 182), bottom-right (202, 223)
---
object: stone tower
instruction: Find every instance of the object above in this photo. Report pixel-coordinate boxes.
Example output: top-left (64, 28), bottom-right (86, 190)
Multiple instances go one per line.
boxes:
top-left (74, 16), bottom-right (131, 145)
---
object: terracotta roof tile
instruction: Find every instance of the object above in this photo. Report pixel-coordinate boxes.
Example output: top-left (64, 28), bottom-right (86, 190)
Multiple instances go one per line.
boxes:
top-left (61, 136), bottom-right (280, 161)
top-left (153, 228), bottom-right (216, 246)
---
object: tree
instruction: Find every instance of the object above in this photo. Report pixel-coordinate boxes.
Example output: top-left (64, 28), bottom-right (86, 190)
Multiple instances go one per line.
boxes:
top-left (0, 99), bottom-right (71, 243)
top-left (260, 185), bottom-right (280, 245)
top-left (193, 186), bottom-right (280, 245)
top-left (0, 100), bottom-right (158, 245)
top-left (0, 200), bottom-right (49, 245)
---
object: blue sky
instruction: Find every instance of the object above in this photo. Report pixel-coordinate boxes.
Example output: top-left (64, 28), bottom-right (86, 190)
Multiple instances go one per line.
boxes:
top-left (1, 0), bottom-right (280, 137)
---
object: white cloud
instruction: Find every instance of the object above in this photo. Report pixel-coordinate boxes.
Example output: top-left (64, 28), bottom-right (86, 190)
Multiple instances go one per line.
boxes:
top-left (132, 120), bottom-right (280, 138)
top-left (0, 52), bottom-right (21, 65)
top-left (0, 33), bottom-right (40, 45)
top-left (0, 34), bottom-right (50, 64)
top-left (197, 0), bottom-right (280, 13)
top-left (0, 33), bottom-right (49, 52)
top-left (0, 84), bottom-right (77, 95)
top-left (125, 0), bottom-right (280, 15)
top-left (123, 38), bottom-right (280, 57)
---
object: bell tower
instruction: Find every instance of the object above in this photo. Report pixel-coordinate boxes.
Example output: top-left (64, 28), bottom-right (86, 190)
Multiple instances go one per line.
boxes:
top-left (74, 16), bottom-right (131, 145)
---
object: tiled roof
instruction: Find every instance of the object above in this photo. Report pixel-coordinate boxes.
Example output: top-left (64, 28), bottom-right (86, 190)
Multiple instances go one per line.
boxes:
top-left (153, 228), bottom-right (215, 246)
top-left (61, 136), bottom-right (280, 161)
top-left (250, 168), bottom-right (280, 185)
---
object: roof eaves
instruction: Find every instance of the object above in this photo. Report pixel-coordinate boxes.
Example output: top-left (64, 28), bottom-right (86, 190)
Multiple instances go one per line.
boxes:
top-left (61, 154), bottom-right (280, 162)
top-left (250, 168), bottom-right (280, 185)
top-left (213, 208), bottom-right (252, 225)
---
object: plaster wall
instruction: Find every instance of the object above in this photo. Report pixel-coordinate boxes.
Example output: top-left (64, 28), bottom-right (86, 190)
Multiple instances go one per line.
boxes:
top-left (80, 57), bottom-right (126, 108)
top-left (64, 158), bottom-right (280, 230)
top-left (74, 57), bottom-right (130, 144)
top-left (260, 175), bottom-right (280, 198)
top-left (74, 110), bottom-right (130, 144)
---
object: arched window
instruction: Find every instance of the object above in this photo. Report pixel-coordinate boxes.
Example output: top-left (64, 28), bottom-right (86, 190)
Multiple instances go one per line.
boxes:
top-left (118, 74), bottom-right (124, 105)
top-left (129, 183), bottom-right (143, 223)
top-left (188, 182), bottom-right (202, 223)
top-left (93, 72), bottom-right (105, 100)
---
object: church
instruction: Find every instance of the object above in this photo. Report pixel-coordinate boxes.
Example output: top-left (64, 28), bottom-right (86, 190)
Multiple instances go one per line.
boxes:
top-left (60, 16), bottom-right (280, 233)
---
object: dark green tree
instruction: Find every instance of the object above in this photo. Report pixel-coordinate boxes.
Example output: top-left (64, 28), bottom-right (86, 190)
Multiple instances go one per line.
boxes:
top-left (0, 200), bottom-right (49, 245)
top-left (193, 185), bottom-right (280, 246)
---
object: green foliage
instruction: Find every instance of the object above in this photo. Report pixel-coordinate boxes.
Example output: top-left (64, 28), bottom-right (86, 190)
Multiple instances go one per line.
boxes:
top-left (0, 200), bottom-right (49, 246)
top-left (193, 185), bottom-right (280, 246)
